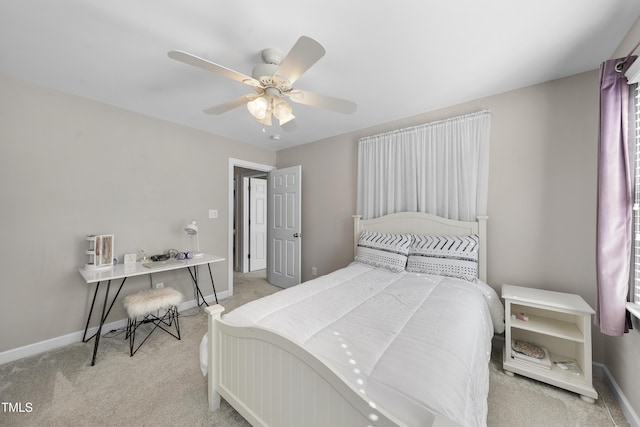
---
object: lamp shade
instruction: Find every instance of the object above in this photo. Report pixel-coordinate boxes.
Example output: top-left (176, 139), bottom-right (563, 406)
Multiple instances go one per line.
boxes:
top-left (247, 97), bottom-right (268, 120)
top-left (278, 111), bottom-right (295, 125)
top-left (184, 220), bottom-right (203, 257)
top-left (273, 99), bottom-right (292, 120)
top-left (184, 220), bottom-right (198, 235)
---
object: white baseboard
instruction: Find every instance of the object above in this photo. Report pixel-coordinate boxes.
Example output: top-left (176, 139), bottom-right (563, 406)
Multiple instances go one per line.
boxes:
top-left (0, 291), bottom-right (228, 366)
top-left (595, 362), bottom-right (640, 427)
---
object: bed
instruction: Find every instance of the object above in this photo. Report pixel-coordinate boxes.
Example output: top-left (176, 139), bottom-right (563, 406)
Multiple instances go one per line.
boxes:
top-left (202, 212), bottom-right (504, 427)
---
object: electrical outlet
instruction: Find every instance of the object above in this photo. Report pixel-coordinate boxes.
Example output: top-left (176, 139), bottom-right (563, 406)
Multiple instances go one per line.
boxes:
top-left (154, 282), bottom-right (164, 289)
top-left (312, 267), bottom-right (317, 276)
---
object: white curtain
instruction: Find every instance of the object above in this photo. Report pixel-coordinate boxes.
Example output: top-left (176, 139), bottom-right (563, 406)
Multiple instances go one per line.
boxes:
top-left (357, 110), bottom-right (491, 221)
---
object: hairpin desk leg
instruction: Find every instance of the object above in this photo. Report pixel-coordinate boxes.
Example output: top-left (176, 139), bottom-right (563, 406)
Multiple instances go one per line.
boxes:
top-left (91, 280), bottom-right (111, 366)
top-left (187, 266), bottom-right (209, 307)
top-left (82, 283), bottom-right (101, 343)
top-left (84, 278), bottom-right (128, 366)
top-left (207, 264), bottom-right (218, 304)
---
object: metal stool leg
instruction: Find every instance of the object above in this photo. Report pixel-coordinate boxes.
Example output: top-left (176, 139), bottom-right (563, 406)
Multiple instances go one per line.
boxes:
top-left (126, 306), bottom-right (181, 357)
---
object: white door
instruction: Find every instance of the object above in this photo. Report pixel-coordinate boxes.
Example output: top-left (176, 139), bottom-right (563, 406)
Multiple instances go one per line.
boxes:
top-left (249, 177), bottom-right (267, 271)
top-left (267, 166), bottom-right (301, 288)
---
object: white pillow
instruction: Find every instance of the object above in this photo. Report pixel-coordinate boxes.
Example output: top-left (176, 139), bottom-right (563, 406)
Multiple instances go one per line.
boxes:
top-left (473, 280), bottom-right (505, 334)
top-left (355, 230), bottom-right (411, 273)
top-left (406, 234), bottom-right (479, 281)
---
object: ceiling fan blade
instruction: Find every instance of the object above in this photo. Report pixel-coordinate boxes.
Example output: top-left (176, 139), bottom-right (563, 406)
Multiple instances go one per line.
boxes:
top-left (275, 36), bottom-right (326, 85)
top-left (168, 50), bottom-right (260, 87)
top-left (289, 90), bottom-right (357, 114)
top-left (203, 94), bottom-right (257, 115)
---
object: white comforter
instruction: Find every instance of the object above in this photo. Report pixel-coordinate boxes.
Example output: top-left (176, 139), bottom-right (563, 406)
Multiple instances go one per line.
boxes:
top-left (207, 262), bottom-right (502, 427)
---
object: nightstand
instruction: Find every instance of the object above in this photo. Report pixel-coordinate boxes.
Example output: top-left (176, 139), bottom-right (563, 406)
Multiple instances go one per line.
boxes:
top-left (502, 284), bottom-right (598, 403)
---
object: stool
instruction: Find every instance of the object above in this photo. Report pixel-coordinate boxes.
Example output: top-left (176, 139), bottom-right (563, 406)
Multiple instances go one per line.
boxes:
top-left (123, 287), bottom-right (183, 357)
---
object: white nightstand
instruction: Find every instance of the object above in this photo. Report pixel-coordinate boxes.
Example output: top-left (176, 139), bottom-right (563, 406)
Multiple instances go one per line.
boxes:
top-left (502, 284), bottom-right (598, 403)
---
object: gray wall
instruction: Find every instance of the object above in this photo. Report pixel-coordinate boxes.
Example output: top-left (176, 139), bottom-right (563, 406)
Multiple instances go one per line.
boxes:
top-left (277, 71), bottom-right (599, 301)
top-left (277, 69), bottom-right (638, 415)
top-left (0, 75), bottom-right (276, 352)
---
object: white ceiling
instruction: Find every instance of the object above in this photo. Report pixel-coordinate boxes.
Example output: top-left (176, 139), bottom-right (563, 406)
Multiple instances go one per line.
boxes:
top-left (1, 1), bottom-right (639, 151)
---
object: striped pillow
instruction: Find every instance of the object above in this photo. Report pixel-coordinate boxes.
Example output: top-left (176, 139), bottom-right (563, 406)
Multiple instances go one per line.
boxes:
top-left (355, 230), bottom-right (411, 273)
top-left (407, 234), bottom-right (479, 281)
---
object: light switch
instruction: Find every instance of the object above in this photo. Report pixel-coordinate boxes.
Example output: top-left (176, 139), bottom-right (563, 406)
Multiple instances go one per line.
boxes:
top-left (209, 209), bottom-right (218, 219)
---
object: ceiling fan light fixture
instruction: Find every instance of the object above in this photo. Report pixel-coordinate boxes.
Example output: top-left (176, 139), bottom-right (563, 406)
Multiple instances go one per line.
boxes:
top-left (256, 111), bottom-right (272, 126)
top-left (272, 99), bottom-right (293, 120)
top-left (247, 96), bottom-right (268, 120)
top-left (278, 112), bottom-right (295, 126)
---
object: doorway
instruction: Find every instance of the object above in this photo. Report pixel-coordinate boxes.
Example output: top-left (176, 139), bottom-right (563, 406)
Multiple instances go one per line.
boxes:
top-left (238, 173), bottom-right (267, 273)
top-left (228, 159), bottom-right (275, 297)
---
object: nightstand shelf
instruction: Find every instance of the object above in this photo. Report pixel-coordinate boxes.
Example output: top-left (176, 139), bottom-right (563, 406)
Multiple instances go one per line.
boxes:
top-left (502, 284), bottom-right (598, 403)
top-left (510, 311), bottom-right (584, 341)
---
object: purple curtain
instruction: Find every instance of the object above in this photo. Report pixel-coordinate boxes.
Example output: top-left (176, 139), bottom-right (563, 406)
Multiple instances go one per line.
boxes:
top-left (595, 57), bottom-right (635, 336)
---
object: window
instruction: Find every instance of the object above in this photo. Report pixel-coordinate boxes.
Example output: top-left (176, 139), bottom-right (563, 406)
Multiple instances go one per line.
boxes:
top-left (630, 84), bottom-right (640, 317)
top-left (633, 86), bottom-right (640, 300)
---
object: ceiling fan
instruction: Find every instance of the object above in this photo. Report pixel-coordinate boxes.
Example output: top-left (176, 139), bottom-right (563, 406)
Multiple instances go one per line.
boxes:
top-left (168, 36), bottom-right (357, 128)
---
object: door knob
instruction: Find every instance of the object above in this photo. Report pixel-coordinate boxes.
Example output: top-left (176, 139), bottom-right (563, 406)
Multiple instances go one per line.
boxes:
top-left (293, 233), bottom-right (301, 238)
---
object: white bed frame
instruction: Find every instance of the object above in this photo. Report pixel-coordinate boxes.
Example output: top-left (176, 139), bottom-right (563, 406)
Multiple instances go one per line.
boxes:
top-left (205, 212), bottom-right (488, 427)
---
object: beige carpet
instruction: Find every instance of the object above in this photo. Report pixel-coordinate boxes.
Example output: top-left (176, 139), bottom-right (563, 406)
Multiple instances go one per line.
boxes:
top-left (0, 270), bottom-right (630, 427)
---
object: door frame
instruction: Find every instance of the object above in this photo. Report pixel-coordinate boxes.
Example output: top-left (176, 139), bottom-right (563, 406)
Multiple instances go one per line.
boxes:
top-left (228, 158), bottom-right (275, 297)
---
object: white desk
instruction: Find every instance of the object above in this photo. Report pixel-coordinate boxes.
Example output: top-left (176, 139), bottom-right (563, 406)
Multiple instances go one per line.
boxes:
top-left (78, 253), bottom-right (225, 365)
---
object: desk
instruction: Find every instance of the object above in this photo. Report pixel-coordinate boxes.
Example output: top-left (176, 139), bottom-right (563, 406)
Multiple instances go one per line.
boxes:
top-left (78, 253), bottom-right (225, 365)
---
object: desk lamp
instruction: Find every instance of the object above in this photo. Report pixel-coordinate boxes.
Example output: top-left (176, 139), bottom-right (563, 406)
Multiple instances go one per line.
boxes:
top-left (184, 220), bottom-right (203, 257)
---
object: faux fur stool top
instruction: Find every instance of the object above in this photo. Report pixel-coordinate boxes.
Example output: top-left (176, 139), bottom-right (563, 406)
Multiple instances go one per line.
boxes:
top-left (123, 287), bottom-right (183, 318)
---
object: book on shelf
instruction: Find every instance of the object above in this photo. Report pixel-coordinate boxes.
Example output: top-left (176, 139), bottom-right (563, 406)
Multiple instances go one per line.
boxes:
top-left (511, 341), bottom-right (552, 369)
